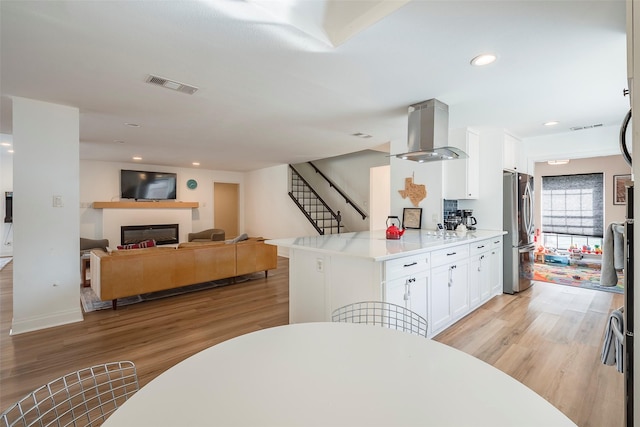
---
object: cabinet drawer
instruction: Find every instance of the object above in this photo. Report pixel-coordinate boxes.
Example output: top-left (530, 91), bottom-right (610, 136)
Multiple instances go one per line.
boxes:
top-left (385, 252), bottom-right (430, 280)
top-left (470, 239), bottom-right (491, 256)
top-left (431, 244), bottom-right (469, 267)
top-left (490, 237), bottom-right (503, 249)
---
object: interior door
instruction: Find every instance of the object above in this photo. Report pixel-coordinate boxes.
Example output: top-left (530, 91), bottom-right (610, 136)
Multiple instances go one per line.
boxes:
top-left (214, 182), bottom-right (239, 238)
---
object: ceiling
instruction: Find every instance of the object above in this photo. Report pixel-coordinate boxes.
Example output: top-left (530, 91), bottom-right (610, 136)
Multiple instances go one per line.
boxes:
top-left (0, 0), bottom-right (629, 172)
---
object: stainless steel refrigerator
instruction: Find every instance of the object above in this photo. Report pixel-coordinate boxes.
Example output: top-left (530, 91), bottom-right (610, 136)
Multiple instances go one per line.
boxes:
top-left (503, 171), bottom-right (535, 294)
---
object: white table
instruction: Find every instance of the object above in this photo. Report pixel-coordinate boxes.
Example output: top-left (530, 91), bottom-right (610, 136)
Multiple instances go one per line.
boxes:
top-left (104, 323), bottom-right (576, 427)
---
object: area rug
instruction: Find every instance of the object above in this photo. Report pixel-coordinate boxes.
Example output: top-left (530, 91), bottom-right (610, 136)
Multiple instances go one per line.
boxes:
top-left (0, 257), bottom-right (12, 270)
top-left (80, 274), bottom-right (261, 312)
top-left (533, 262), bottom-right (623, 294)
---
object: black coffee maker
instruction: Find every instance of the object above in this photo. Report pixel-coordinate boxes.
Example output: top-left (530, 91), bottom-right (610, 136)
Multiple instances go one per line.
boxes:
top-left (458, 209), bottom-right (477, 230)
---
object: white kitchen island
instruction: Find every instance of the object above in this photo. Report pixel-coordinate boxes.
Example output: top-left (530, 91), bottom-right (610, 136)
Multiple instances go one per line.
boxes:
top-left (267, 229), bottom-right (506, 338)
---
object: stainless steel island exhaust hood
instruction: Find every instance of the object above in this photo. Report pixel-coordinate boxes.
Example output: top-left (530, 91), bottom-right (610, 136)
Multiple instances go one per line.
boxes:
top-left (394, 99), bottom-right (468, 162)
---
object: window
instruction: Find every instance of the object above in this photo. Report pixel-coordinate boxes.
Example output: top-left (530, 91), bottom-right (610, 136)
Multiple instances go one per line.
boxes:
top-left (541, 173), bottom-right (604, 238)
top-left (542, 233), bottom-right (602, 251)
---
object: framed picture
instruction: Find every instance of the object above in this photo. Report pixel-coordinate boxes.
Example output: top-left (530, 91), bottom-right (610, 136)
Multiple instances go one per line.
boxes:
top-left (614, 174), bottom-right (632, 205)
top-left (403, 207), bottom-right (422, 229)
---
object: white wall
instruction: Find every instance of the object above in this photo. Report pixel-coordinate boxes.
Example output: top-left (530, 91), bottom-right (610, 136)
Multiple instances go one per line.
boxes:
top-left (524, 125), bottom-right (621, 164)
top-left (457, 128), bottom-right (504, 231)
top-left (244, 164), bottom-right (318, 256)
top-left (370, 165), bottom-right (390, 231)
top-left (0, 133), bottom-right (13, 257)
top-left (12, 97), bottom-right (82, 334)
top-left (79, 160), bottom-right (245, 244)
top-left (390, 138), bottom-right (443, 230)
top-left (295, 150), bottom-right (389, 232)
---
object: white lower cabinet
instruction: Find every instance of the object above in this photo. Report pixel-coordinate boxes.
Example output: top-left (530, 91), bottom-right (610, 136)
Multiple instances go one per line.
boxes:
top-left (489, 238), bottom-right (503, 296)
top-left (429, 244), bottom-right (469, 335)
top-left (469, 240), bottom-right (492, 309)
top-left (384, 274), bottom-right (429, 319)
top-left (385, 276), bottom-right (409, 307)
top-left (384, 253), bottom-right (430, 330)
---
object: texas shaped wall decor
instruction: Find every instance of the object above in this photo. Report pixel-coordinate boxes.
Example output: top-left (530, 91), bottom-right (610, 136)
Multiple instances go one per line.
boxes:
top-left (398, 174), bottom-right (426, 207)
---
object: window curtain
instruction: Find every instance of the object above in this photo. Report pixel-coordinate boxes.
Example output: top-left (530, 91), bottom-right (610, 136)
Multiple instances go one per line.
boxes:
top-left (541, 173), bottom-right (604, 237)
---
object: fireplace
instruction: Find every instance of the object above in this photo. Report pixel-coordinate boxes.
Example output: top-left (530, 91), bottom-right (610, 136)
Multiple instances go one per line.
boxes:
top-left (121, 224), bottom-right (179, 246)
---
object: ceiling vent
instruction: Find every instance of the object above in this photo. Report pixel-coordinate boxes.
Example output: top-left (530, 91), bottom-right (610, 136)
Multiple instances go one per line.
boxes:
top-left (570, 123), bottom-right (603, 131)
top-left (145, 75), bottom-right (198, 95)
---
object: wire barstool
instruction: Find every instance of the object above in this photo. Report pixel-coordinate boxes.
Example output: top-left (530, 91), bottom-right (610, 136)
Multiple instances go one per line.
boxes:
top-left (1, 361), bottom-right (139, 427)
top-left (331, 301), bottom-right (428, 337)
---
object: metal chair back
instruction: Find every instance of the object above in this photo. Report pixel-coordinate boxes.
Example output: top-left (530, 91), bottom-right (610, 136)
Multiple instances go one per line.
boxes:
top-left (1, 361), bottom-right (139, 427)
top-left (331, 301), bottom-right (428, 337)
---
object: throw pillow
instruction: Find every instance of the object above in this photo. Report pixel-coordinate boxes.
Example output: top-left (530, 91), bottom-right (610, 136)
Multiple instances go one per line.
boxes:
top-left (138, 239), bottom-right (156, 248)
top-left (117, 239), bottom-right (156, 250)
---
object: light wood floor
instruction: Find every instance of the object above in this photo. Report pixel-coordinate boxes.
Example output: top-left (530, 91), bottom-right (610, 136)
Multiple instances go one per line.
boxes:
top-left (0, 257), bottom-right (624, 426)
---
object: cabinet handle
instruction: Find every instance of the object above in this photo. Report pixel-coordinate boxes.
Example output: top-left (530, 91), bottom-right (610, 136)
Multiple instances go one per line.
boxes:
top-left (476, 245), bottom-right (485, 249)
top-left (403, 262), bottom-right (418, 267)
top-left (448, 266), bottom-right (456, 287)
top-left (447, 252), bottom-right (457, 256)
top-left (494, 240), bottom-right (500, 244)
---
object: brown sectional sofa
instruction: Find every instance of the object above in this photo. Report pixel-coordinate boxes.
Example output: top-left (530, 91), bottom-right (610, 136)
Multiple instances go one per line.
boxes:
top-left (90, 238), bottom-right (277, 309)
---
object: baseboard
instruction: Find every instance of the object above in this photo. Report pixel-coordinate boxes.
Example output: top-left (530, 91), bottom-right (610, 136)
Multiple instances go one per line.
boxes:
top-left (10, 307), bottom-right (83, 335)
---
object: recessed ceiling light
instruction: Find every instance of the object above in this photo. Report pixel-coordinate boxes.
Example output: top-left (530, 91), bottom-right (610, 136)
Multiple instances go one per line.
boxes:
top-left (132, 156), bottom-right (142, 161)
top-left (547, 159), bottom-right (570, 165)
top-left (192, 162), bottom-right (200, 166)
top-left (352, 132), bottom-right (372, 138)
top-left (125, 123), bottom-right (140, 128)
top-left (7, 149), bottom-right (14, 153)
top-left (0, 142), bottom-right (11, 147)
top-left (470, 53), bottom-right (497, 66)
top-left (544, 121), bottom-right (559, 126)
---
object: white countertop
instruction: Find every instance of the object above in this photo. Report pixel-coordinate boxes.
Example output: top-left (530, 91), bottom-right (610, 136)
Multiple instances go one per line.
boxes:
top-left (103, 323), bottom-right (575, 427)
top-left (267, 229), bottom-right (506, 261)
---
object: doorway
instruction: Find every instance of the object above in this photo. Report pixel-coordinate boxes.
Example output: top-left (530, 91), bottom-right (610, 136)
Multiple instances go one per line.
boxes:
top-left (214, 182), bottom-right (239, 238)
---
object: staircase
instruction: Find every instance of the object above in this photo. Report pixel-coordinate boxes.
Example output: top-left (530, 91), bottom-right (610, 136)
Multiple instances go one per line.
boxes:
top-left (288, 165), bottom-right (345, 235)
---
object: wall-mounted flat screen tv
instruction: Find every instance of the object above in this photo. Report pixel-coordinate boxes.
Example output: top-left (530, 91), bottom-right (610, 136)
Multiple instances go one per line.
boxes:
top-left (120, 170), bottom-right (177, 200)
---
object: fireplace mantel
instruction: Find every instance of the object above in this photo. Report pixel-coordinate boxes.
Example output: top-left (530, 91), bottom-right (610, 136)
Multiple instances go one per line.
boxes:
top-left (93, 201), bottom-right (198, 209)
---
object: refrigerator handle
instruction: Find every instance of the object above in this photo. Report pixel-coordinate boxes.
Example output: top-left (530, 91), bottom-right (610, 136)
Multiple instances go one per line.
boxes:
top-left (523, 180), bottom-right (534, 236)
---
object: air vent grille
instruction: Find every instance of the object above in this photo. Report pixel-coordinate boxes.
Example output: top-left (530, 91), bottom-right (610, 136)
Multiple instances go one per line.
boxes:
top-left (145, 75), bottom-right (198, 95)
top-left (570, 123), bottom-right (603, 131)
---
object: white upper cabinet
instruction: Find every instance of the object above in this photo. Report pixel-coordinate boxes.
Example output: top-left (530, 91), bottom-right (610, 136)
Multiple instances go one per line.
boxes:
top-left (502, 133), bottom-right (527, 173)
top-left (443, 128), bottom-right (479, 199)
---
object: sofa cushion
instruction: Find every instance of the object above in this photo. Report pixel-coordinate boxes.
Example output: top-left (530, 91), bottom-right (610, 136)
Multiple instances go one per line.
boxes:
top-left (117, 239), bottom-right (156, 250)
